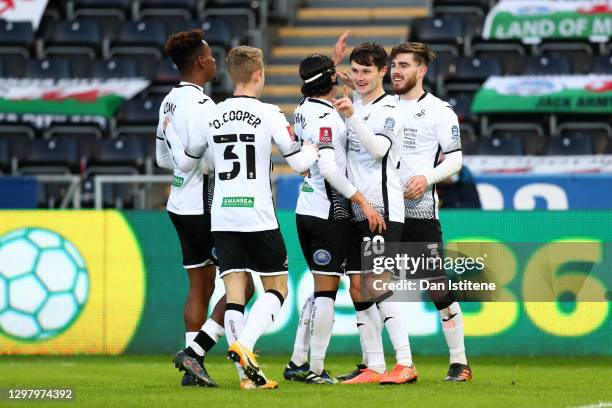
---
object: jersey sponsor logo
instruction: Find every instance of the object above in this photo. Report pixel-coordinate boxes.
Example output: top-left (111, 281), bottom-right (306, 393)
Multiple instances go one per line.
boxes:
top-left (221, 196), bottom-right (255, 208)
top-left (313, 249), bottom-right (332, 266)
top-left (384, 117), bottom-right (395, 130)
top-left (172, 175), bottom-right (184, 187)
top-left (301, 181), bottom-right (314, 192)
top-left (319, 127), bottom-right (332, 143)
top-left (451, 125), bottom-right (460, 140)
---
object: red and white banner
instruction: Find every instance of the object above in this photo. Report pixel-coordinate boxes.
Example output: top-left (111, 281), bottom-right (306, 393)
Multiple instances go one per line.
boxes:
top-left (0, 0), bottom-right (49, 29)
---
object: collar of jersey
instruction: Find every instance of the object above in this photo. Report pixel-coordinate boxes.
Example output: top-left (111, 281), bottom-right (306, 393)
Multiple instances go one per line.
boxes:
top-left (307, 97), bottom-right (333, 108)
top-left (177, 81), bottom-right (203, 92)
top-left (363, 93), bottom-right (387, 106)
top-left (228, 95), bottom-right (258, 100)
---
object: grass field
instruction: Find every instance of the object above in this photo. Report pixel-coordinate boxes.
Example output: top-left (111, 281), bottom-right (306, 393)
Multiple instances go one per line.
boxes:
top-left (0, 355), bottom-right (611, 408)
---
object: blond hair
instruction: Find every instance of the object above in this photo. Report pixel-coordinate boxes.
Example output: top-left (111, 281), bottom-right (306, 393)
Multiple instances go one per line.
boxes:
top-left (227, 46), bottom-right (264, 84)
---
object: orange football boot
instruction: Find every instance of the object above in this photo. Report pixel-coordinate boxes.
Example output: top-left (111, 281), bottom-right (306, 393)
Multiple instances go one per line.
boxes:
top-left (380, 364), bottom-right (418, 385)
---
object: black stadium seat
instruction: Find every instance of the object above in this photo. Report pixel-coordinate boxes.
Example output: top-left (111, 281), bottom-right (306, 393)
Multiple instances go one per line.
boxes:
top-left (0, 20), bottom-right (34, 77)
top-left (92, 59), bottom-right (139, 78)
top-left (110, 21), bottom-right (167, 78)
top-left (88, 138), bottom-right (146, 173)
top-left (154, 59), bottom-right (181, 83)
top-left (70, 0), bottom-right (131, 39)
top-left (471, 40), bottom-right (526, 75)
top-left (200, 18), bottom-right (234, 49)
top-left (523, 56), bottom-right (572, 76)
top-left (537, 41), bottom-right (594, 74)
top-left (19, 138), bottom-right (80, 174)
top-left (43, 20), bottom-right (102, 77)
top-left (116, 97), bottom-right (162, 126)
top-left (453, 57), bottom-right (502, 80)
top-left (591, 55), bottom-right (612, 74)
top-left (477, 135), bottom-right (524, 156)
top-left (25, 58), bottom-right (72, 79)
top-left (0, 138), bottom-right (9, 174)
top-left (410, 16), bottom-right (467, 58)
top-left (489, 123), bottom-right (545, 155)
top-left (557, 123), bottom-right (612, 154)
top-left (546, 135), bottom-right (594, 155)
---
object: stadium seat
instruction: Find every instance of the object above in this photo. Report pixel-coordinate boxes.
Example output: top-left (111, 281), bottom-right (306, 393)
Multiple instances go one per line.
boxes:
top-left (523, 56), bottom-right (572, 76)
top-left (447, 92), bottom-right (475, 124)
top-left (153, 59), bottom-right (181, 83)
top-left (116, 97), bottom-right (162, 126)
top-left (42, 20), bottom-right (102, 77)
top-left (25, 58), bottom-right (72, 79)
top-left (0, 20), bottom-right (34, 52)
top-left (433, 5), bottom-right (485, 38)
top-left (199, 18), bottom-right (234, 49)
top-left (459, 123), bottom-right (478, 155)
top-left (110, 21), bottom-right (167, 78)
top-left (0, 138), bottom-right (9, 174)
top-left (18, 138), bottom-right (80, 175)
top-left (87, 138), bottom-right (146, 174)
top-left (477, 135), bottom-right (525, 156)
top-left (43, 125), bottom-right (104, 162)
top-left (591, 55), bottom-right (612, 74)
top-left (410, 16), bottom-right (467, 58)
top-left (471, 40), bottom-right (526, 75)
top-left (70, 0), bottom-right (131, 39)
top-left (0, 21), bottom-right (34, 77)
top-left (91, 59), bottom-right (139, 78)
top-left (137, 0), bottom-right (199, 23)
top-left (445, 57), bottom-right (502, 94)
top-left (557, 123), bottom-right (612, 154)
top-left (546, 134), bottom-right (594, 155)
top-left (489, 123), bottom-right (545, 155)
top-left (536, 41), bottom-right (594, 75)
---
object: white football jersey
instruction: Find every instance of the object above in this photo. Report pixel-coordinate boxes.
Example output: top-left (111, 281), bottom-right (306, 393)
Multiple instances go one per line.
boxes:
top-left (397, 92), bottom-right (461, 219)
top-left (294, 98), bottom-right (351, 221)
top-left (157, 81), bottom-right (215, 215)
top-left (347, 93), bottom-right (405, 223)
top-left (191, 96), bottom-right (300, 232)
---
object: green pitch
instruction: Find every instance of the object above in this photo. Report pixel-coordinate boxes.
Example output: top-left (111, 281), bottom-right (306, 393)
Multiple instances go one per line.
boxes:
top-left (1, 355), bottom-right (611, 408)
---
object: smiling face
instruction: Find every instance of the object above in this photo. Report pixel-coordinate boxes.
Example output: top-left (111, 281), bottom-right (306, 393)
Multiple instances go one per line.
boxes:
top-left (390, 52), bottom-right (426, 95)
top-left (350, 60), bottom-right (387, 96)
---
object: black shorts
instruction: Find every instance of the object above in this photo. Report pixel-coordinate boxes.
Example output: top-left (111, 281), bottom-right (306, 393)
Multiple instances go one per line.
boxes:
top-left (296, 214), bottom-right (350, 276)
top-left (168, 211), bottom-right (217, 269)
top-left (212, 228), bottom-right (288, 277)
top-left (347, 220), bottom-right (404, 274)
top-left (403, 218), bottom-right (445, 280)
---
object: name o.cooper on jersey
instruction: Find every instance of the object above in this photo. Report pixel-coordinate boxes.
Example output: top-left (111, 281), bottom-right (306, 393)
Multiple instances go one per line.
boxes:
top-left (294, 98), bottom-right (351, 221)
top-left (190, 96), bottom-right (303, 232)
top-left (346, 94), bottom-right (405, 223)
top-left (156, 82), bottom-right (216, 215)
top-left (397, 92), bottom-right (462, 219)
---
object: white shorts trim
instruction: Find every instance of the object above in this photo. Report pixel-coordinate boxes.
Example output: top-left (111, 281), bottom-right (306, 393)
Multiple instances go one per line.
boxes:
top-left (346, 270), bottom-right (362, 275)
top-left (218, 268), bottom-right (289, 278)
top-left (184, 261), bottom-right (207, 269)
top-left (311, 270), bottom-right (343, 277)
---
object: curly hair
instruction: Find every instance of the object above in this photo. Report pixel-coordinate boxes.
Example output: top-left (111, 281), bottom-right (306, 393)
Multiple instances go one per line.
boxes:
top-left (163, 29), bottom-right (205, 73)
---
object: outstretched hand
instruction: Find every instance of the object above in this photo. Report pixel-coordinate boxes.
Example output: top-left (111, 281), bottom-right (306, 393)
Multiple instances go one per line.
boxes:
top-left (333, 30), bottom-right (349, 66)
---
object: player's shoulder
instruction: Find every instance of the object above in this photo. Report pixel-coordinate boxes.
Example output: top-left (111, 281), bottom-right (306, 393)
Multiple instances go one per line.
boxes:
top-left (376, 93), bottom-right (400, 109)
top-left (425, 92), bottom-right (455, 116)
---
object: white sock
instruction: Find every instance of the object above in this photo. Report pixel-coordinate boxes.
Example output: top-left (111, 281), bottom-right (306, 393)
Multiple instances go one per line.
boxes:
top-left (185, 331), bottom-right (197, 348)
top-left (201, 319), bottom-right (224, 342)
top-left (378, 301), bottom-right (413, 367)
top-left (238, 291), bottom-right (284, 350)
top-left (309, 295), bottom-right (335, 375)
top-left (290, 294), bottom-right (315, 366)
top-left (356, 303), bottom-right (385, 374)
top-left (440, 302), bottom-right (467, 365)
top-left (225, 306), bottom-right (247, 379)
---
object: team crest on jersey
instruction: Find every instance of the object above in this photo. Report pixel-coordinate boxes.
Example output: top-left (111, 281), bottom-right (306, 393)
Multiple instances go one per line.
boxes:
top-left (313, 249), bottom-right (332, 266)
top-left (384, 117), bottom-right (395, 130)
top-left (451, 125), bottom-right (460, 140)
top-left (414, 109), bottom-right (426, 119)
top-left (319, 127), bottom-right (333, 143)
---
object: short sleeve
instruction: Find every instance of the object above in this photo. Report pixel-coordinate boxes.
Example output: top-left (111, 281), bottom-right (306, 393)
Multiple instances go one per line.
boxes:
top-left (434, 105), bottom-right (461, 154)
top-left (269, 106), bottom-right (300, 157)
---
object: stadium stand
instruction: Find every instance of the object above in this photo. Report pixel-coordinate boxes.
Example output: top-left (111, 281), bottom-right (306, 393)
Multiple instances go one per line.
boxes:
top-left (0, 0), bottom-right (610, 208)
